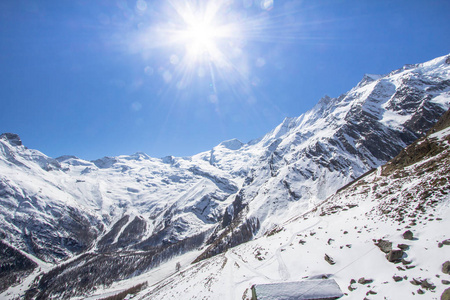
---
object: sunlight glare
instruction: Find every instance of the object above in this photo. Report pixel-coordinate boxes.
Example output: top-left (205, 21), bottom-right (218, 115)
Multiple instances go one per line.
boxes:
top-left (133, 0), bottom-right (305, 100)
top-left (169, 1), bottom-right (239, 67)
top-left (185, 21), bottom-right (216, 54)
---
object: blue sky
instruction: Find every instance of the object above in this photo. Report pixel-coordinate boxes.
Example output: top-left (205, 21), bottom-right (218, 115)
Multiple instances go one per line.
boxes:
top-left (1, 0), bottom-right (449, 160)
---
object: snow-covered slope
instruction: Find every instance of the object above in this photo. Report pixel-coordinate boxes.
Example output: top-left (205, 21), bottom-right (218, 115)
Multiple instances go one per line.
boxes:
top-left (0, 54), bottom-right (449, 298)
top-left (133, 97), bottom-right (450, 300)
top-left (194, 54), bottom-right (450, 261)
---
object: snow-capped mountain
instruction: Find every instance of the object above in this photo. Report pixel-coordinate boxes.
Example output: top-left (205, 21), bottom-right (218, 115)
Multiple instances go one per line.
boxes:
top-left (134, 100), bottom-right (450, 300)
top-left (0, 54), bottom-right (449, 299)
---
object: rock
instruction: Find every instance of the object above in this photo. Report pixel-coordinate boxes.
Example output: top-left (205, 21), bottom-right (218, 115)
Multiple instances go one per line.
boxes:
top-left (350, 279), bottom-right (356, 284)
top-left (401, 259), bottom-right (412, 265)
top-left (409, 278), bottom-right (436, 290)
top-left (443, 239), bottom-right (450, 246)
top-left (393, 276), bottom-right (403, 282)
top-left (398, 244), bottom-right (409, 250)
top-left (443, 261), bottom-right (450, 274)
top-left (403, 230), bottom-right (414, 240)
top-left (327, 238), bottom-right (334, 245)
top-left (421, 279), bottom-right (436, 290)
top-left (375, 239), bottom-right (393, 253)
top-left (324, 254), bottom-right (335, 265)
top-left (358, 277), bottom-right (373, 285)
top-left (0, 133), bottom-right (22, 146)
top-left (366, 290), bottom-right (377, 295)
top-left (417, 289), bottom-right (424, 295)
top-left (386, 249), bottom-right (404, 262)
top-left (442, 287), bottom-right (450, 300)
top-left (442, 280), bottom-right (450, 285)
top-left (348, 285), bottom-right (356, 292)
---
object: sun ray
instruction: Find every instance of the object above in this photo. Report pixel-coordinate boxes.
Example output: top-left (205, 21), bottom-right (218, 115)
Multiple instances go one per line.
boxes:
top-left (129, 0), bottom-right (325, 104)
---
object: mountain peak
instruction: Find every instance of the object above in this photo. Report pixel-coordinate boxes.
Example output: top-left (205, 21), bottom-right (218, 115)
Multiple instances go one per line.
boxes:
top-left (357, 73), bottom-right (382, 88)
top-left (0, 133), bottom-right (22, 146)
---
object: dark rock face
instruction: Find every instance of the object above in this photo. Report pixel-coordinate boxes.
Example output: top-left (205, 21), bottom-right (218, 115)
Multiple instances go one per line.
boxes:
top-left (98, 215), bottom-right (130, 251)
top-left (382, 109), bottom-right (450, 175)
top-left (97, 215), bottom-right (150, 252)
top-left (1, 195), bottom-right (101, 263)
top-left (193, 217), bottom-right (260, 264)
top-left (0, 133), bottom-right (22, 146)
top-left (116, 216), bottom-right (147, 248)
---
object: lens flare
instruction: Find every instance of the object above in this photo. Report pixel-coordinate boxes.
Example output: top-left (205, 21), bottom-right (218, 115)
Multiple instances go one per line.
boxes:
top-left (129, 0), bottom-right (308, 101)
top-left (167, 0), bottom-right (242, 70)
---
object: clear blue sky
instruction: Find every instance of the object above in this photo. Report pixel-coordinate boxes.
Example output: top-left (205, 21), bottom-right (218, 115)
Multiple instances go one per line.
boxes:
top-left (1, 0), bottom-right (449, 160)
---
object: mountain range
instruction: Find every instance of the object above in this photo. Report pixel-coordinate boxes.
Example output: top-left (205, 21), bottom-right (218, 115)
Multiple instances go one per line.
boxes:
top-left (1, 54), bottom-right (449, 299)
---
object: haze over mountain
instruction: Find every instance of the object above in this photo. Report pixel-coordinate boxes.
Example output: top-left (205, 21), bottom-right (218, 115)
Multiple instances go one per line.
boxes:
top-left (1, 54), bottom-right (449, 299)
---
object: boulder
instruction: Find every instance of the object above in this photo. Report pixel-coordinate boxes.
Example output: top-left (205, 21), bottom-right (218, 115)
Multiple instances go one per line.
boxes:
top-left (442, 287), bottom-right (450, 300)
top-left (443, 261), bottom-right (450, 275)
top-left (398, 244), bottom-right (409, 250)
top-left (403, 230), bottom-right (414, 240)
top-left (375, 239), bottom-right (392, 253)
top-left (324, 254), bottom-right (335, 265)
top-left (386, 249), bottom-right (404, 262)
top-left (421, 279), bottom-right (436, 290)
top-left (358, 277), bottom-right (373, 285)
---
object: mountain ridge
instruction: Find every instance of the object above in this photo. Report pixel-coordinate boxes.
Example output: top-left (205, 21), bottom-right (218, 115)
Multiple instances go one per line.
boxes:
top-left (136, 99), bottom-right (450, 300)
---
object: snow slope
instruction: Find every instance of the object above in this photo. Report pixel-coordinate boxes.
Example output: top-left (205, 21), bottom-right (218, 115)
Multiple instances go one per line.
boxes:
top-left (135, 104), bottom-right (450, 300)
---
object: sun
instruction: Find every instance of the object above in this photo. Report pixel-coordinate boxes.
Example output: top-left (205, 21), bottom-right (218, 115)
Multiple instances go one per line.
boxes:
top-left (184, 20), bottom-right (216, 53)
top-left (133, 0), bottom-right (290, 96)
top-left (180, 18), bottom-right (219, 61)
top-left (167, 1), bottom-right (239, 67)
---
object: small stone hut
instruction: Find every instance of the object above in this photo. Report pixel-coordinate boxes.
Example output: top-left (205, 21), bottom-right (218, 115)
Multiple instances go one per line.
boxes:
top-left (251, 279), bottom-right (343, 300)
